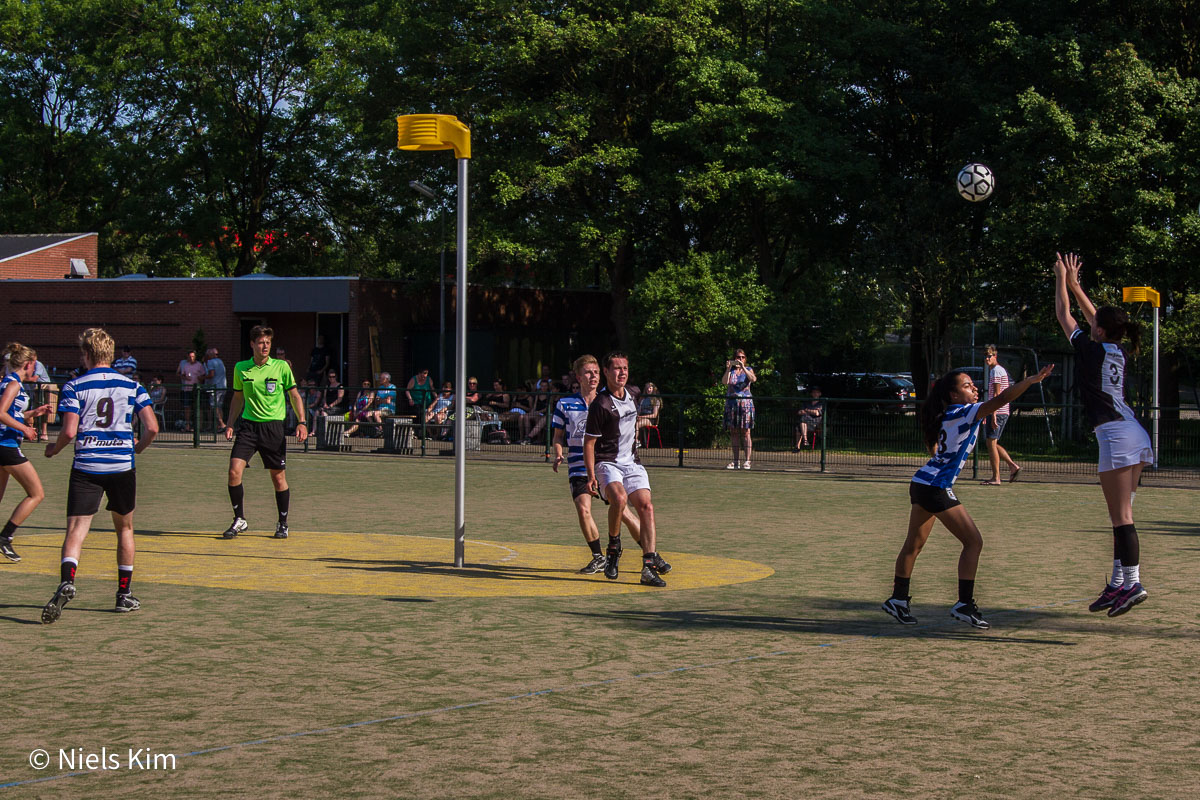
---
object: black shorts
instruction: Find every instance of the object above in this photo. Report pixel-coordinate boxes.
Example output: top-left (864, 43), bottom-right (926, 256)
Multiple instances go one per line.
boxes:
top-left (569, 476), bottom-right (608, 504)
top-left (231, 419), bottom-right (287, 470)
top-left (0, 445), bottom-right (28, 466)
top-left (68, 468), bottom-right (137, 516)
top-left (909, 482), bottom-right (961, 513)
top-left (181, 388), bottom-right (196, 408)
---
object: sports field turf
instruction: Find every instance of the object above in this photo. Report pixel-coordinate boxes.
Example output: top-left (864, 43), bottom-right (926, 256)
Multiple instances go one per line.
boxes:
top-left (2, 446), bottom-right (1197, 798)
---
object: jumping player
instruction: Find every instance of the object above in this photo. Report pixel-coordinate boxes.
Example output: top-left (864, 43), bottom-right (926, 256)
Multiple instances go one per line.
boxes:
top-left (583, 352), bottom-right (670, 587)
top-left (222, 325), bottom-right (308, 540)
top-left (551, 354), bottom-right (652, 574)
top-left (882, 362), bottom-right (1054, 628)
top-left (1055, 252), bottom-right (1154, 617)
top-left (0, 343), bottom-right (53, 562)
top-left (41, 328), bottom-right (158, 623)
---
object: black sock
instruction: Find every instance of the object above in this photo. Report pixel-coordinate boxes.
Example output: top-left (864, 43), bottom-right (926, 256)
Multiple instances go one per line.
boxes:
top-left (275, 489), bottom-right (290, 524)
top-left (1113, 524), bottom-right (1139, 566)
top-left (587, 538), bottom-right (602, 556)
top-left (61, 559), bottom-right (77, 584)
top-left (118, 567), bottom-right (132, 596)
top-left (607, 535), bottom-right (621, 553)
top-left (643, 551), bottom-right (656, 565)
top-left (893, 576), bottom-right (910, 600)
top-left (1, 520), bottom-right (16, 541)
top-left (229, 484), bottom-right (245, 519)
top-left (958, 579), bottom-right (975, 605)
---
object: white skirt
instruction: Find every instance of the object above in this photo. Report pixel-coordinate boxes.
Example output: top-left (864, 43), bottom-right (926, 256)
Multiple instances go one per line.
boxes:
top-left (1096, 419), bottom-right (1154, 473)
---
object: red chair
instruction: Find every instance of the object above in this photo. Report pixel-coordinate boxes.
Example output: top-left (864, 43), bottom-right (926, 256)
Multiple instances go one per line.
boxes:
top-left (640, 424), bottom-right (663, 448)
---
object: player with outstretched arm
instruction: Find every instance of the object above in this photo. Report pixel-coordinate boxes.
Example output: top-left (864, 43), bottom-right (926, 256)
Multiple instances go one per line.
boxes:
top-left (1054, 252), bottom-right (1155, 617)
top-left (882, 363), bottom-right (1054, 629)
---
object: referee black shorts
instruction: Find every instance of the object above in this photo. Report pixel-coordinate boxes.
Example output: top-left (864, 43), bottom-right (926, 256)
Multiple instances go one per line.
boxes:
top-left (231, 419), bottom-right (288, 470)
top-left (68, 468), bottom-right (137, 516)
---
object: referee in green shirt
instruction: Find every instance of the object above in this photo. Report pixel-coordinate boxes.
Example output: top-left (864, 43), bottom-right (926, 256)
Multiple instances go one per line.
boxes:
top-left (221, 325), bottom-right (309, 540)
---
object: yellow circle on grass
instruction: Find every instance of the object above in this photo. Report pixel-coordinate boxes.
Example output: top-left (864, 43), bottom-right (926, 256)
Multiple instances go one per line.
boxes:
top-left (8, 531), bottom-right (773, 597)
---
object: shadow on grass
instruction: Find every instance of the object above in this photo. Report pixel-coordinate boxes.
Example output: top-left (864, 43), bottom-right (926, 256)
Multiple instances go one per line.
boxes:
top-left (1140, 520), bottom-right (1200, 537)
top-left (318, 557), bottom-right (585, 583)
top-left (0, 602), bottom-right (124, 626)
top-left (560, 603), bottom-right (1077, 646)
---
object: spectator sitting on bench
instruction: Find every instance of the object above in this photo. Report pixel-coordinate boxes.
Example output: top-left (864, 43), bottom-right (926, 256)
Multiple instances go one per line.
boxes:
top-left (424, 382), bottom-right (454, 439)
top-left (343, 379), bottom-right (378, 438)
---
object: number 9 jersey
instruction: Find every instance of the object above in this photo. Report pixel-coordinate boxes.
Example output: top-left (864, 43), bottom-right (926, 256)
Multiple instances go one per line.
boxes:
top-left (57, 367), bottom-right (152, 474)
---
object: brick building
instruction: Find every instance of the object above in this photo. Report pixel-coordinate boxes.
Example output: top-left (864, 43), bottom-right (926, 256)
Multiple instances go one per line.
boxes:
top-left (0, 233), bottom-right (98, 280)
top-left (2, 275), bottom-right (615, 389)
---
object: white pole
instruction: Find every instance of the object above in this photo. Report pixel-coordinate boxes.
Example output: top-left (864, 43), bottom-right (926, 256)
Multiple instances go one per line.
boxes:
top-left (454, 157), bottom-right (468, 567)
top-left (1153, 305), bottom-right (1159, 467)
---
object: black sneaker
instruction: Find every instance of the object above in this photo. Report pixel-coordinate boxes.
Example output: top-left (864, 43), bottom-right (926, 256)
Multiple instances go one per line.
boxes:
top-left (41, 581), bottom-right (76, 625)
top-left (0, 538), bottom-right (19, 563)
top-left (649, 553), bottom-right (672, 574)
top-left (579, 553), bottom-right (607, 575)
top-left (604, 547), bottom-right (621, 580)
top-left (882, 596), bottom-right (917, 625)
top-left (222, 517), bottom-right (248, 539)
top-left (950, 600), bottom-right (991, 629)
top-left (1107, 583), bottom-right (1148, 617)
top-left (1089, 584), bottom-right (1123, 613)
top-left (639, 564), bottom-right (666, 587)
top-left (273, 523), bottom-right (289, 539)
top-left (114, 593), bottom-right (140, 613)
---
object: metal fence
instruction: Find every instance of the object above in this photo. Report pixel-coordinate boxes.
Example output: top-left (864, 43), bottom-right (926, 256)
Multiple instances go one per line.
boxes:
top-left (27, 383), bottom-right (1199, 487)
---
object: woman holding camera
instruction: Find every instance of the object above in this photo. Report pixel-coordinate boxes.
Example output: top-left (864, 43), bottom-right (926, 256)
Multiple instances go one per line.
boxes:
top-left (722, 348), bottom-right (756, 469)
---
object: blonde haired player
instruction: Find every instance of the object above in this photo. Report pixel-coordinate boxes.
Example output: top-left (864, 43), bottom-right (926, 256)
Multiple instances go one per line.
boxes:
top-left (42, 328), bottom-right (158, 623)
top-left (0, 343), bottom-right (53, 562)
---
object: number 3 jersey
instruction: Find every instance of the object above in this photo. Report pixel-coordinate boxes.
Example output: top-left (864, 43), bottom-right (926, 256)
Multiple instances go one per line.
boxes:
top-left (57, 367), bottom-right (151, 474)
top-left (911, 402), bottom-right (984, 489)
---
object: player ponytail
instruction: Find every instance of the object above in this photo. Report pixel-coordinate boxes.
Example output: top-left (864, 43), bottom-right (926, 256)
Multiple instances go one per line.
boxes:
top-left (1095, 306), bottom-right (1141, 355)
top-left (921, 371), bottom-right (968, 454)
top-left (2, 342), bottom-right (37, 372)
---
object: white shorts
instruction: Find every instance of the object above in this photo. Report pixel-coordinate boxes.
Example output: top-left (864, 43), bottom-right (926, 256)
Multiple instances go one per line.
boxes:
top-left (1096, 419), bottom-right (1154, 473)
top-left (595, 461), bottom-right (651, 501)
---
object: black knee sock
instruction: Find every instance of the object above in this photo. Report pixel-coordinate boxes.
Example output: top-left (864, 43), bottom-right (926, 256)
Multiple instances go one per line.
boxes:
top-left (61, 559), bottom-right (77, 584)
top-left (893, 576), bottom-right (910, 600)
top-left (1, 520), bottom-right (16, 541)
top-left (229, 484), bottom-right (245, 519)
top-left (1113, 524), bottom-right (1139, 566)
top-left (275, 489), bottom-right (290, 524)
top-left (958, 578), bottom-right (975, 604)
top-left (118, 566), bottom-right (133, 596)
top-left (643, 551), bottom-right (656, 565)
top-left (587, 538), bottom-right (602, 556)
top-left (607, 535), bottom-right (621, 553)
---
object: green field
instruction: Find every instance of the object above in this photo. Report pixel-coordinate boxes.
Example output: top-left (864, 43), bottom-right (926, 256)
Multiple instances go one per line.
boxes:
top-left (2, 446), bottom-right (1197, 798)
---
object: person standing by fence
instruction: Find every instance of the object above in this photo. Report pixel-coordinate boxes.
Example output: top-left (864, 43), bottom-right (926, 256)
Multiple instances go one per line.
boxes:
top-left (723, 348), bottom-right (756, 470)
top-left (981, 345), bottom-right (1021, 485)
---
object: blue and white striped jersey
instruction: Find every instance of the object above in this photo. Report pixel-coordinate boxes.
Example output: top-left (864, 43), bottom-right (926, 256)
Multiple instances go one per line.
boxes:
top-left (0, 372), bottom-right (29, 449)
top-left (551, 392), bottom-right (589, 478)
top-left (911, 403), bottom-right (984, 489)
top-left (57, 367), bottom-right (151, 474)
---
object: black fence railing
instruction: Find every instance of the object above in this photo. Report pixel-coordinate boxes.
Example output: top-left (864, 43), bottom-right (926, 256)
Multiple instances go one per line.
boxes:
top-left (21, 383), bottom-right (1200, 484)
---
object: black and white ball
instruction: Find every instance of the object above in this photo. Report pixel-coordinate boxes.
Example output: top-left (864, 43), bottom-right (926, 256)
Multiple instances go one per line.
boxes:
top-left (956, 163), bottom-right (995, 202)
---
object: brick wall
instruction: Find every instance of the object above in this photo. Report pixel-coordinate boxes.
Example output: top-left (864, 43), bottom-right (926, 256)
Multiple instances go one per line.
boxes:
top-left (0, 235), bottom-right (99, 280)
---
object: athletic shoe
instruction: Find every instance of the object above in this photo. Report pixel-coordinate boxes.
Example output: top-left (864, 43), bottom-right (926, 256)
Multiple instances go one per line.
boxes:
top-left (604, 547), bottom-right (622, 580)
top-left (649, 552), bottom-right (672, 574)
top-left (725, 462), bottom-right (739, 470)
top-left (579, 553), bottom-right (607, 575)
top-left (41, 581), bottom-right (76, 625)
top-left (881, 596), bottom-right (917, 625)
top-left (114, 593), bottom-right (141, 613)
top-left (1107, 583), bottom-right (1148, 617)
top-left (273, 523), bottom-right (289, 539)
top-left (222, 517), bottom-right (248, 539)
top-left (950, 600), bottom-right (991, 629)
top-left (0, 538), bottom-right (19, 563)
top-left (1088, 584), bottom-right (1124, 613)
top-left (742, 460), bottom-right (751, 470)
top-left (639, 565), bottom-right (666, 587)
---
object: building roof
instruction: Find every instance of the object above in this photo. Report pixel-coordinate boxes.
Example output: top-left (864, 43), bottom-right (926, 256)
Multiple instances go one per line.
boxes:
top-left (0, 233), bottom-right (97, 263)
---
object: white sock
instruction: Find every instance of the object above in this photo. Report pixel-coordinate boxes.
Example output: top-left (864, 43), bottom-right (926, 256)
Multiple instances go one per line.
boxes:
top-left (1110, 560), bottom-right (1123, 588)
top-left (1122, 564), bottom-right (1140, 587)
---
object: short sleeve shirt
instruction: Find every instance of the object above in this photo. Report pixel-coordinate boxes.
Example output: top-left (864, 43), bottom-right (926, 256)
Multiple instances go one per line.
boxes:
top-left (1071, 329), bottom-right (1136, 429)
top-left (233, 358), bottom-right (296, 422)
top-left (178, 360), bottom-right (207, 386)
top-left (584, 386), bottom-right (641, 466)
top-left (205, 358), bottom-right (227, 389)
top-left (57, 368), bottom-right (151, 474)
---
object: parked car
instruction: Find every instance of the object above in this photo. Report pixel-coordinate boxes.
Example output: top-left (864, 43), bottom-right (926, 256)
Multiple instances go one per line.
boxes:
top-left (797, 372), bottom-right (917, 410)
